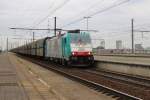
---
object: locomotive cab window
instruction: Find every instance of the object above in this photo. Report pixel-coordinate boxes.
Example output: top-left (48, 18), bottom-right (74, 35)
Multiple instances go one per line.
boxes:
top-left (70, 33), bottom-right (91, 44)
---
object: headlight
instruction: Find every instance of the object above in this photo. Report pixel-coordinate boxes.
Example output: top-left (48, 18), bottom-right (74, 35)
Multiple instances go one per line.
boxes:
top-left (72, 52), bottom-right (75, 55)
top-left (88, 52), bottom-right (92, 55)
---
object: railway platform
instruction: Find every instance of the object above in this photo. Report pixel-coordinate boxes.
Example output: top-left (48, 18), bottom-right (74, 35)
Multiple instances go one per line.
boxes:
top-left (0, 52), bottom-right (114, 100)
top-left (94, 55), bottom-right (150, 78)
top-left (0, 53), bottom-right (27, 100)
top-left (94, 55), bottom-right (150, 66)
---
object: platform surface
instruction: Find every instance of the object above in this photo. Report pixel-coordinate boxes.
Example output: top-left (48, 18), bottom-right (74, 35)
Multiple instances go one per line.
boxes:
top-left (0, 53), bottom-right (114, 100)
top-left (94, 55), bottom-right (150, 66)
top-left (0, 53), bottom-right (28, 100)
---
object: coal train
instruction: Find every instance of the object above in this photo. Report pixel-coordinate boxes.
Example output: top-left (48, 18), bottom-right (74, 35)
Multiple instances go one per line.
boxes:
top-left (12, 30), bottom-right (94, 67)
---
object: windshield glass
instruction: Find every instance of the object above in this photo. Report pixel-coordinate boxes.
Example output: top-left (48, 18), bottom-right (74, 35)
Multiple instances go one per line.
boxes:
top-left (70, 33), bottom-right (91, 44)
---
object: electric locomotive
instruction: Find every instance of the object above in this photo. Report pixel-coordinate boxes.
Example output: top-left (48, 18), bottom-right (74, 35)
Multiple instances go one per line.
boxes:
top-left (65, 30), bottom-right (94, 66)
top-left (46, 30), bottom-right (94, 66)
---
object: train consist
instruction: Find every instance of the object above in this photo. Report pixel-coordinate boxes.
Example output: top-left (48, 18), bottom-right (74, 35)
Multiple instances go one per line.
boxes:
top-left (12, 30), bottom-right (94, 67)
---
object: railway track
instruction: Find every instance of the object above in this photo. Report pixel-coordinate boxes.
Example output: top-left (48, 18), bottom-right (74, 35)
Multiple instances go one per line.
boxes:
top-left (85, 69), bottom-right (150, 89)
top-left (17, 55), bottom-right (147, 100)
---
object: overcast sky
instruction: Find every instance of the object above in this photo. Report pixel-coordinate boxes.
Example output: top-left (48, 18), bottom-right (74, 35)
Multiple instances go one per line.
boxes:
top-left (0, 0), bottom-right (150, 50)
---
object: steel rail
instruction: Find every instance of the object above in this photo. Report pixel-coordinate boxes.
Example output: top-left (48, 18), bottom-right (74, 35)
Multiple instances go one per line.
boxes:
top-left (85, 69), bottom-right (150, 89)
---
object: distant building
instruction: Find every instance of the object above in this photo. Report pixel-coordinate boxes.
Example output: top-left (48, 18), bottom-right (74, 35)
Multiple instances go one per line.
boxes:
top-left (135, 44), bottom-right (144, 50)
top-left (116, 40), bottom-right (122, 49)
top-left (100, 40), bottom-right (105, 49)
top-left (145, 47), bottom-right (150, 50)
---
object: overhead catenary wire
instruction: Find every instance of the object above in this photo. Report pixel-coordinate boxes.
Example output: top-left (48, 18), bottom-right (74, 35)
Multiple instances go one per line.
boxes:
top-left (60, 0), bottom-right (118, 27)
top-left (61, 0), bottom-right (105, 23)
top-left (61, 0), bottom-right (130, 28)
top-left (89, 0), bottom-right (130, 17)
top-left (30, 0), bottom-right (56, 26)
top-left (32, 0), bottom-right (71, 28)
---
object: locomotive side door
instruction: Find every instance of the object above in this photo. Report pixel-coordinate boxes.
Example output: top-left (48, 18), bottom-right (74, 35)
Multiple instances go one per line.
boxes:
top-left (62, 37), bottom-right (66, 59)
top-left (61, 37), bottom-right (67, 65)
